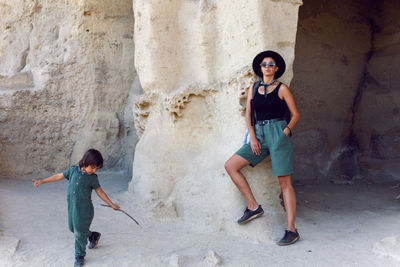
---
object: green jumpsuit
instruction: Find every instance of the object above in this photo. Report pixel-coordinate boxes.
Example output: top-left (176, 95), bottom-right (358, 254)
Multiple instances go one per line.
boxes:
top-left (63, 166), bottom-right (101, 257)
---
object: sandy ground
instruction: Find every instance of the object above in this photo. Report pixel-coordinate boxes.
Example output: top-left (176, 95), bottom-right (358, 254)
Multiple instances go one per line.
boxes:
top-left (1, 172), bottom-right (400, 267)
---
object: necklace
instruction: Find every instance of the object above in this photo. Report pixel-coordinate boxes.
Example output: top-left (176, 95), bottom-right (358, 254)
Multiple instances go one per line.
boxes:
top-left (260, 79), bottom-right (276, 98)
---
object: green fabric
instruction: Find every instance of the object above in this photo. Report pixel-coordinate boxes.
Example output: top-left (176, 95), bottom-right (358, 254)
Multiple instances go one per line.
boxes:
top-left (235, 120), bottom-right (294, 176)
top-left (63, 166), bottom-right (101, 257)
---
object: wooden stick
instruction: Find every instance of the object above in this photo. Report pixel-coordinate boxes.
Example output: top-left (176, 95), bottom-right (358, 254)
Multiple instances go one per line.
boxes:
top-left (100, 204), bottom-right (142, 227)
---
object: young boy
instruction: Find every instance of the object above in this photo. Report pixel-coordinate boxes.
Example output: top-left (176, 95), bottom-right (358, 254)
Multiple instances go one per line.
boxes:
top-left (33, 149), bottom-right (120, 267)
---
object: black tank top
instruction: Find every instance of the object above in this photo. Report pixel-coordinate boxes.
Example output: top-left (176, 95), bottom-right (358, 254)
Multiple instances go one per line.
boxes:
top-left (253, 82), bottom-right (286, 121)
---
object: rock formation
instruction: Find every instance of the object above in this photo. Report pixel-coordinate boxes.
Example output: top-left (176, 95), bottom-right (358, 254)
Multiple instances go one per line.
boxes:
top-left (1, 0), bottom-right (400, 243)
top-left (129, 0), bottom-right (302, 240)
top-left (291, 0), bottom-right (400, 182)
top-left (0, 0), bottom-right (138, 177)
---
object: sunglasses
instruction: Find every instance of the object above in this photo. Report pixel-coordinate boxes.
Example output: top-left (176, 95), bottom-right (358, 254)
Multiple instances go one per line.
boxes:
top-left (260, 62), bottom-right (276, 68)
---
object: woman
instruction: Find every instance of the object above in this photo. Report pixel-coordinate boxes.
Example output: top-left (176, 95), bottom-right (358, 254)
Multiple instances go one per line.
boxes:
top-left (224, 50), bottom-right (300, 246)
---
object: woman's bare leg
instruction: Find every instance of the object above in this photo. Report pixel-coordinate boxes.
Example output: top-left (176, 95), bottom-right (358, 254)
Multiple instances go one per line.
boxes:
top-left (278, 175), bottom-right (296, 231)
top-left (225, 154), bottom-right (258, 210)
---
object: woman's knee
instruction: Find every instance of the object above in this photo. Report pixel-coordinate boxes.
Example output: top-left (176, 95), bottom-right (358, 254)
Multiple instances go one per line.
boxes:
top-left (224, 159), bottom-right (235, 173)
top-left (278, 175), bottom-right (293, 190)
top-left (225, 155), bottom-right (249, 174)
top-left (225, 157), bottom-right (242, 173)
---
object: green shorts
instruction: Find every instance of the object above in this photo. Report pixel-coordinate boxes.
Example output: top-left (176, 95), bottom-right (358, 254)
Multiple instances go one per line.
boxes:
top-left (235, 120), bottom-right (294, 176)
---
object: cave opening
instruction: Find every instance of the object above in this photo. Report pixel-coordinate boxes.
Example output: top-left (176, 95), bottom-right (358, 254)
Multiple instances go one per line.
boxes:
top-left (292, 0), bottom-right (400, 184)
top-left (288, 2), bottom-right (400, 247)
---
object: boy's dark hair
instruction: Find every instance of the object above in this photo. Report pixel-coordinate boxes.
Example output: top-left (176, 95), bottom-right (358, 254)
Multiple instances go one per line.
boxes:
top-left (79, 149), bottom-right (104, 168)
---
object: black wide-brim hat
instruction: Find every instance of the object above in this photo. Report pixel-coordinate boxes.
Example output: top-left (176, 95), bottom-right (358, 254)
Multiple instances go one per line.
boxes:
top-left (252, 50), bottom-right (286, 79)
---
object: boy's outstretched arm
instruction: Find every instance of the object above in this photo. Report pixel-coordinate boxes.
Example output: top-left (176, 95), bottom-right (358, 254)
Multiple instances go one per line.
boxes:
top-left (32, 173), bottom-right (64, 187)
top-left (95, 187), bottom-right (120, 210)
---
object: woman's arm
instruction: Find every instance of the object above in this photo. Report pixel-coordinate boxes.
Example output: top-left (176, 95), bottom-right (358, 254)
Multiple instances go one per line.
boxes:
top-left (246, 82), bottom-right (261, 155)
top-left (32, 173), bottom-right (64, 187)
top-left (279, 84), bottom-right (300, 136)
top-left (95, 187), bottom-right (120, 210)
top-left (246, 83), bottom-right (256, 135)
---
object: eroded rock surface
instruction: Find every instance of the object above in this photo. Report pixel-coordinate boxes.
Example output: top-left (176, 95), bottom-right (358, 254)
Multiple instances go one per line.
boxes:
top-left (292, 0), bottom-right (400, 181)
top-left (129, 0), bottom-right (302, 240)
top-left (0, 0), bottom-right (138, 177)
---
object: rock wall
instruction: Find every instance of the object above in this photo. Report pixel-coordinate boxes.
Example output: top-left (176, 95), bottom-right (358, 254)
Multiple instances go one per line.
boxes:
top-left (129, 0), bottom-right (302, 240)
top-left (355, 0), bottom-right (400, 180)
top-left (0, 0), bottom-right (138, 177)
top-left (2, 0), bottom-right (398, 243)
top-left (291, 0), bottom-right (400, 182)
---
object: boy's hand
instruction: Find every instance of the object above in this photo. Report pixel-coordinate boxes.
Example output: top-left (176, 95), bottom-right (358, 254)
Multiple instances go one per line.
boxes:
top-left (32, 179), bottom-right (43, 188)
top-left (111, 204), bottom-right (120, 210)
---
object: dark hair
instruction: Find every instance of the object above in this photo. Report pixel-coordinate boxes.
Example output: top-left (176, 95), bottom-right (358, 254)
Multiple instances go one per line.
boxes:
top-left (79, 149), bottom-right (104, 168)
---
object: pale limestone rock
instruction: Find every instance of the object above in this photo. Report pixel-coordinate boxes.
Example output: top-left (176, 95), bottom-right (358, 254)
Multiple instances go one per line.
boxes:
top-left (133, 0), bottom-right (300, 91)
top-left (372, 236), bottom-right (400, 261)
top-left (151, 200), bottom-right (178, 219)
top-left (168, 250), bottom-right (221, 267)
top-left (0, 72), bottom-right (34, 91)
top-left (0, 235), bottom-right (20, 266)
top-left (201, 250), bottom-right (222, 267)
top-left (169, 254), bottom-right (192, 267)
top-left (0, 0), bottom-right (138, 177)
top-left (130, 0), bottom-right (302, 241)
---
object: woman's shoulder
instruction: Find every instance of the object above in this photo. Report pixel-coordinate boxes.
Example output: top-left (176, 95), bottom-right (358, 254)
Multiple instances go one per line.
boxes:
top-left (277, 82), bottom-right (292, 99)
top-left (277, 82), bottom-right (289, 92)
top-left (278, 81), bottom-right (288, 87)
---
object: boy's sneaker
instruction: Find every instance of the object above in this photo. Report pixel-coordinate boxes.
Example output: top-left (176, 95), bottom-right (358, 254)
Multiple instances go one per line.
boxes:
top-left (88, 231), bottom-right (101, 249)
top-left (237, 205), bottom-right (264, 224)
top-left (277, 229), bottom-right (300, 246)
top-left (74, 256), bottom-right (84, 267)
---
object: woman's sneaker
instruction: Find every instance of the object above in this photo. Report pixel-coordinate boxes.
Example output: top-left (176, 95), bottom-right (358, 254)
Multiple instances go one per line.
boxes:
top-left (277, 229), bottom-right (300, 246)
top-left (74, 256), bottom-right (84, 267)
top-left (88, 231), bottom-right (101, 249)
top-left (237, 205), bottom-right (264, 224)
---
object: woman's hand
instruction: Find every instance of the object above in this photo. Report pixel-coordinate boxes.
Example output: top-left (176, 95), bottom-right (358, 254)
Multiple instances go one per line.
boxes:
top-left (32, 179), bottom-right (43, 187)
top-left (250, 137), bottom-right (261, 155)
top-left (283, 127), bottom-right (290, 136)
